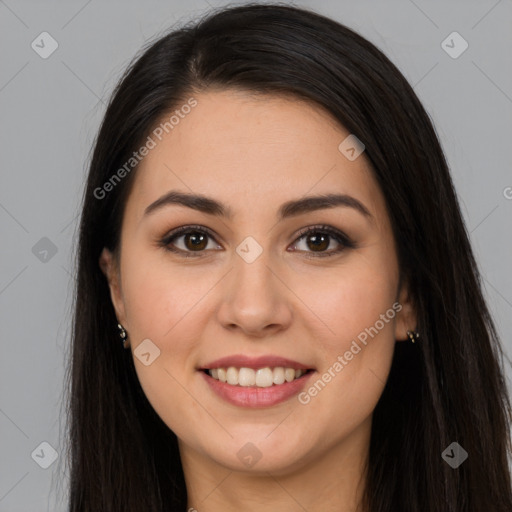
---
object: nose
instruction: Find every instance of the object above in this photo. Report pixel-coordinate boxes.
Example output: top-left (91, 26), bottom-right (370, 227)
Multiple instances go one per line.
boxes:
top-left (216, 249), bottom-right (293, 338)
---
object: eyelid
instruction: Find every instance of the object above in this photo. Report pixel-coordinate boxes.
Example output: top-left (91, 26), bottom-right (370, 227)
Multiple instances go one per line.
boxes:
top-left (289, 224), bottom-right (355, 258)
top-left (159, 224), bottom-right (222, 257)
top-left (159, 223), bottom-right (355, 258)
top-left (293, 224), bottom-right (354, 246)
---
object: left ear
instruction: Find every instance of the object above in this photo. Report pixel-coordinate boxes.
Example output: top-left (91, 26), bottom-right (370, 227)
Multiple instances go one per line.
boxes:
top-left (394, 277), bottom-right (418, 342)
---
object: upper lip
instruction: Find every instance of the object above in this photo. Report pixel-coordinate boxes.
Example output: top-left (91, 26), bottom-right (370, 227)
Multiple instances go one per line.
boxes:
top-left (199, 354), bottom-right (314, 371)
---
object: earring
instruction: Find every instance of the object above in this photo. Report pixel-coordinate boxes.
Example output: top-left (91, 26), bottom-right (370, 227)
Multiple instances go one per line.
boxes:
top-left (407, 330), bottom-right (420, 343)
top-left (117, 323), bottom-right (129, 349)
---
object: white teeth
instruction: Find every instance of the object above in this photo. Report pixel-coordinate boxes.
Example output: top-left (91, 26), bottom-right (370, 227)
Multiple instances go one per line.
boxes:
top-left (273, 367), bottom-right (285, 385)
top-left (285, 368), bottom-right (295, 383)
top-left (238, 367), bottom-right (255, 387)
top-left (207, 366), bottom-right (308, 387)
top-left (226, 367), bottom-right (238, 385)
top-left (255, 368), bottom-right (273, 387)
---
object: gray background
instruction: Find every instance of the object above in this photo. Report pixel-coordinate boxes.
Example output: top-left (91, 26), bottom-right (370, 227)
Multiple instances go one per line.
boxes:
top-left (1, 0), bottom-right (511, 510)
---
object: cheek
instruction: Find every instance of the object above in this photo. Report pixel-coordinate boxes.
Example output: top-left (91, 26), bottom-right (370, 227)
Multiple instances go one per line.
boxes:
top-left (120, 252), bottom-right (212, 436)
top-left (121, 248), bottom-right (207, 339)
top-left (294, 257), bottom-right (398, 350)
top-left (293, 252), bottom-right (398, 412)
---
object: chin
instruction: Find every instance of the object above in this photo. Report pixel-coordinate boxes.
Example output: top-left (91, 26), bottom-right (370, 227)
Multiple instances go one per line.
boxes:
top-left (201, 436), bottom-right (314, 475)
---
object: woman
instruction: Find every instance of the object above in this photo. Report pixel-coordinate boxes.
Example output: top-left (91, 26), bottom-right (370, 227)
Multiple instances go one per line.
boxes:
top-left (65, 3), bottom-right (512, 511)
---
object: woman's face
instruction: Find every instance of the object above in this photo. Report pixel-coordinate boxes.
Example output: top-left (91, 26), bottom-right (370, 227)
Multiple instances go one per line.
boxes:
top-left (100, 89), bottom-right (415, 475)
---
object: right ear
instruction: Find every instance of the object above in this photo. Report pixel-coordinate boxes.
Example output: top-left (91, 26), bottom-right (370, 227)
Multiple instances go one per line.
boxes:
top-left (99, 248), bottom-right (127, 327)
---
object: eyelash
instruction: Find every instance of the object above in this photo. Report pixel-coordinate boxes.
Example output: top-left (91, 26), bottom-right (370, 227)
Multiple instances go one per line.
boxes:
top-left (159, 224), bottom-right (355, 259)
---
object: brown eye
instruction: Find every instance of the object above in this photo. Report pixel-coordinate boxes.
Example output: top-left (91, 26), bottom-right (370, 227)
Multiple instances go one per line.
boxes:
top-left (290, 225), bottom-right (355, 258)
top-left (160, 224), bottom-right (354, 259)
top-left (303, 232), bottom-right (330, 252)
top-left (161, 226), bottom-right (221, 257)
top-left (182, 231), bottom-right (208, 251)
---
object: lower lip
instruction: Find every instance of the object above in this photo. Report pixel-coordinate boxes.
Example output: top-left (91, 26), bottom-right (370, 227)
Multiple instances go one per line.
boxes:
top-left (200, 370), bottom-right (315, 408)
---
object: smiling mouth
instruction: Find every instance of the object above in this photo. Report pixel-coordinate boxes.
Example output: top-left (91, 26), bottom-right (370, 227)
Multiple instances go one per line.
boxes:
top-left (202, 367), bottom-right (314, 387)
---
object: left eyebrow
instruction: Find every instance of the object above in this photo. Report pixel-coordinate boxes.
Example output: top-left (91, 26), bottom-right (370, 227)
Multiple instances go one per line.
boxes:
top-left (143, 190), bottom-right (373, 223)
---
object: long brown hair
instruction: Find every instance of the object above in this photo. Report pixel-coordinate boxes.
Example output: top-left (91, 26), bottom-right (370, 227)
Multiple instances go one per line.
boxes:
top-left (64, 3), bottom-right (512, 510)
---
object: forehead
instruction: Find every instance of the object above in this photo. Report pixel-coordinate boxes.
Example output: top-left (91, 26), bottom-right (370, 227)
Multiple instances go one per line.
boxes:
top-left (126, 89), bottom-right (385, 224)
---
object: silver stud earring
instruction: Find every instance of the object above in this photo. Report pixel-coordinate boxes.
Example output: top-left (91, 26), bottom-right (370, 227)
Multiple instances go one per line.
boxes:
top-left (117, 323), bottom-right (129, 349)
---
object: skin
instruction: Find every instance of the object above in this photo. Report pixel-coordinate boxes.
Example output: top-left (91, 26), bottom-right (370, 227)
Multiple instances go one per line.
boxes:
top-left (100, 89), bottom-right (417, 512)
